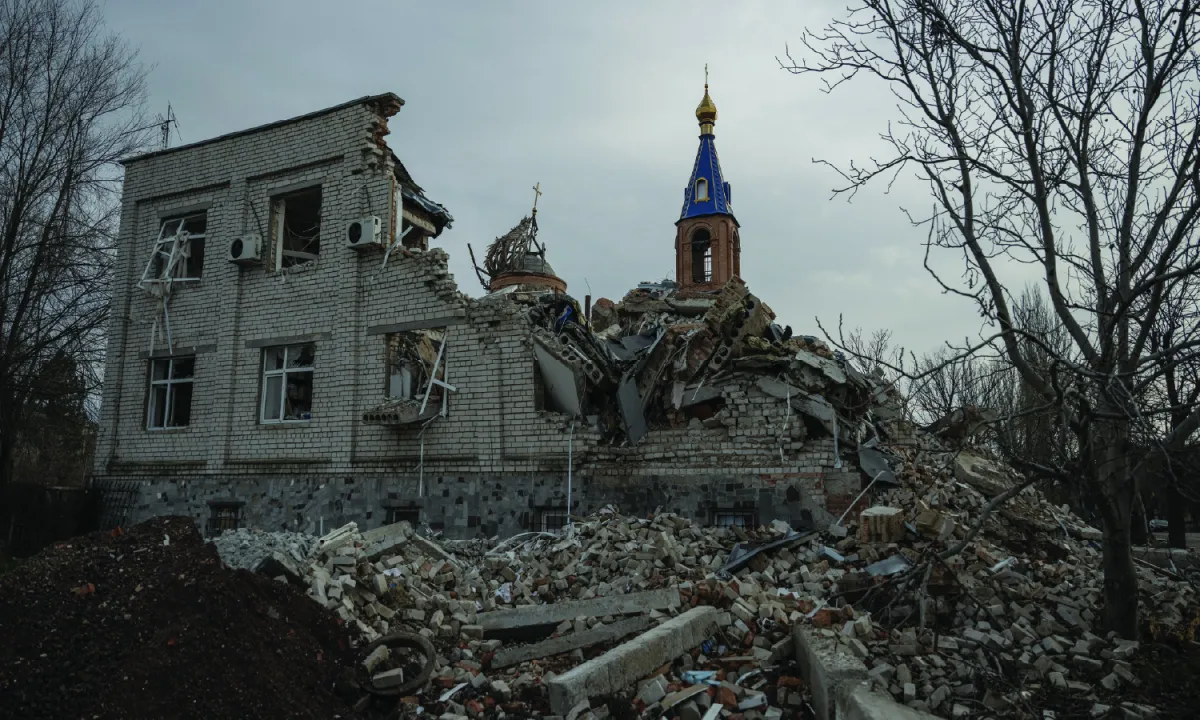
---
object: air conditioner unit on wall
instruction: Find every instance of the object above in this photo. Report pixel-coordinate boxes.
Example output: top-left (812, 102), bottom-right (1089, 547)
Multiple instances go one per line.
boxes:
top-left (227, 233), bottom-right (262, 264)
top-left (346, 216), bottom-right (382, 250)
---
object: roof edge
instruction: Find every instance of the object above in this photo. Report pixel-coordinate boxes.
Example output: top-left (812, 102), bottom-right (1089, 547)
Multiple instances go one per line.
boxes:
top-left (675, 212), bottom-right (740, 228)
top-left (121, 92), bottom-right (404, 166)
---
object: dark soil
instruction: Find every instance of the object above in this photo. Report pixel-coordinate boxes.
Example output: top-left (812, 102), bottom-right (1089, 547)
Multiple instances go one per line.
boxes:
top-left (0, 516), bottom-right (363, 720)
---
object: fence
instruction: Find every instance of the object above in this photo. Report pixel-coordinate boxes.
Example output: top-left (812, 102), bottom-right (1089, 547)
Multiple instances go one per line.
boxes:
top-left (1, 479), bottom-right (141, 558)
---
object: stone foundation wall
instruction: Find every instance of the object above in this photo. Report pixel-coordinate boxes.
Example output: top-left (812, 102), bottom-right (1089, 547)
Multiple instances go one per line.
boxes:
top-left (113, 457), bottom-right (860, 540)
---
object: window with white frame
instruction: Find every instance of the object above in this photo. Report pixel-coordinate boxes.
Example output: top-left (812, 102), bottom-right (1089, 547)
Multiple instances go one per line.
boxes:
top-left (260, 344), bottom-right (315, 423)
top-left (271, 187), bottom-right (322, 270)
top-left (147, 356), bottom-right (195, 429)
top-left (152, 212), bottom-right (207, 279)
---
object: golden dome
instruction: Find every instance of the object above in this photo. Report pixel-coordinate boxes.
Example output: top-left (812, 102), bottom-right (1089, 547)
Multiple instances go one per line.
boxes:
top-left (695, 84), bottom-right (717, 126)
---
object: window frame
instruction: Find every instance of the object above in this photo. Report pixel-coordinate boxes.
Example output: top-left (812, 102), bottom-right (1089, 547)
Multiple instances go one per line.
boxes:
top-left (271, 187), bottom-right (323, 271)
top-left (259, 344), bottom-right (316, 424)
top-left (695, 177), bottom-right (709, 202)
top-left (538, 507), bottom-right (569, 532)
top-left (146, 356), bottom-right (195, 430)
top-left (691, 228), bottom-right (713, 284)
top-left (714, 510), bottom-right (756, 529)
top-left (384, 506), bottom-right (421, 527)
top-left (206, 502), bottom-right (242, 537)
top-left (153, 212), bottom-right (208, 281)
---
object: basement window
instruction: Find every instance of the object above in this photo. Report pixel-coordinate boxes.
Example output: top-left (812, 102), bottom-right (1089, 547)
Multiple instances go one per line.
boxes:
top-left (385, 506), bottom-right (421, 527)
top-left (260, 344), bottom-right (314, 423)
top-left (147, 356), bottom-right (194, 429)
top-left (206, 502), bottom-right (242, 536)
top-left (691, 228), bottom-right (712, 284)
top-left (538, 507), bottom-right (569, 532)
top-left (714, 510), bottom-right (755, 529)
top-left (271, 187), bottom-right (322, 270)
top-left (151, 212), bottom-right (207, 280)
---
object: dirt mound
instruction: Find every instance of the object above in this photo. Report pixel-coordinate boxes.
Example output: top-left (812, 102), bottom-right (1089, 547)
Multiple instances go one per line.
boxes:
top-left (0, 516), bottom-right (362, 720)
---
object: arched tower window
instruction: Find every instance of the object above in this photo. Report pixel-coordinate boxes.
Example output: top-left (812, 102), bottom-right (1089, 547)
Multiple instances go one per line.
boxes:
top-left (694, 177), bottom-right (709, 202)
top-left (691, 228), bottom-right (712, 284)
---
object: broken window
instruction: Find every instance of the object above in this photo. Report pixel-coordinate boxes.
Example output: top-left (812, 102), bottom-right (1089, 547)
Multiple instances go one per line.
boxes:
top-left (714, 510), bottom-right (755, 529)
top-left (385, 506), bottom-right (421, 527)
top-left (691, 228), bottom-right (712, 283)
top-left (271, 187), bottom-right (322, 270)
top-left (695, 177), bottom-right (709, 202)
top-left (538, 507), bottom-right (569, 532)
top-left (260, 344), bottom-right (314, 423)
top-left (207, 501), bottom-right (242, 536)
top-left (386, 328), bottom-right (448, 408)
top-left (151, 212), bottom-right (207, 280)
top-left (146, 356), bottom-right (194, 429)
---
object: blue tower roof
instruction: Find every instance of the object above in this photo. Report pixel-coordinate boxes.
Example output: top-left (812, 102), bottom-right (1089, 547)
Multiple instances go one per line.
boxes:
top-left (678, 84), bottom-right (738, 226)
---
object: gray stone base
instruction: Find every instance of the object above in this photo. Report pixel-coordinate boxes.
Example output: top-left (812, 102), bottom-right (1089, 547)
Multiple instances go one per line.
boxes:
top-left (97, 468), bottom-right (837, 540)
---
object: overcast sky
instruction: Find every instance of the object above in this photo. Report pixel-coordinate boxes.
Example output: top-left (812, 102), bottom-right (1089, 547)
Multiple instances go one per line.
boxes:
top-left (104, 0), bottom-right (1030, 357)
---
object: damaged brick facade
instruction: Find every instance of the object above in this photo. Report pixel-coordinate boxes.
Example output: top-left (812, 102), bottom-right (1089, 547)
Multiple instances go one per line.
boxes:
top-left (93, 93), bottom-right (866, 539)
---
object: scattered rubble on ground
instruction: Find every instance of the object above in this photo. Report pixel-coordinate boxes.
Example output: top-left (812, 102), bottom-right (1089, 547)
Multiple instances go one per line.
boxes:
top-left (209, 526), bottom-right (316, 571)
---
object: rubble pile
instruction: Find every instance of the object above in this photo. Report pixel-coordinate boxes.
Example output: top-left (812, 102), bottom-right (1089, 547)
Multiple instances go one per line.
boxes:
top-left (0, 517), bottom-right (362, 720)
top-left (799, 439), bottom-right (1200, 719)
top-left (223, 431), bottom-right (1200, 718)
top-left (209, 526), bottom-right (316, 570)
top-left (518, 275), bottom-right (895, 446)
top-left (226, 509), bottom-right (824, 717)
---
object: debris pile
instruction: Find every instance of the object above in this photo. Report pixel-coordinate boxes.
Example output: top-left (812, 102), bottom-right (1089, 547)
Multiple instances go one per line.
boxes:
top-left (514, 275), bottom-right (898, 446)
top-left (220, 433), bottom-right (1200, 719)
top-left (798, 439), bottom-right (1200, 719)
top-left (209, 526), bottom-right (316, 571)
top-left (238, 509), bottom-right (820, 717)
top-left (0, 517), bottom-right (361, 720)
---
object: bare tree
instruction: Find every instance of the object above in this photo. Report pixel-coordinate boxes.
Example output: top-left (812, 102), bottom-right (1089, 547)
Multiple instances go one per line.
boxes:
top-left (787, 0), bottom-right (1200, 638)
top-left (0, 0), bottom-right (149, 521)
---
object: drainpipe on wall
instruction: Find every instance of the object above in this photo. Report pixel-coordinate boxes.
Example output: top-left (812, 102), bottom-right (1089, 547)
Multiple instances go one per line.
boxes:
top-left (567, 420), bottom-right (575, 528)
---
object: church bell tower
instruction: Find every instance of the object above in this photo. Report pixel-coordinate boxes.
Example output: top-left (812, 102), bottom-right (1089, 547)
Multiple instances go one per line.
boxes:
top-left (675, 72), bottom-right (740, 291)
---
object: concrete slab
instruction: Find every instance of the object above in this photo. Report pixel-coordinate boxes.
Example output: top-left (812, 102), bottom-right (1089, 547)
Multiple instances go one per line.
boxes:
top-left (478, 588), bottom-right (678, 633)
top-left (792, 626), bottom-right (939, 720)
top-left (491, 615), bottom-right (655, 669)
top-left (547, 606), bottom-right (719, 715)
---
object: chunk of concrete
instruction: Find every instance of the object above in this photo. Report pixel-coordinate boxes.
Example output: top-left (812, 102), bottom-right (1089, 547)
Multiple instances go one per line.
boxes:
top-left (478, 588), bottom-right (678, 632)
top-left (792, 625), bottom-right (940, 720)
top-left (547, 606), bottom-right (719, 715)
top-left (492, 615), bottom-right (655, 668)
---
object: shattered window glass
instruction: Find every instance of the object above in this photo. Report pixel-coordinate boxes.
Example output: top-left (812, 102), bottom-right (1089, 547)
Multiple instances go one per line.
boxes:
top-left (386, 329), bottom-right (446, 402)
top-left (260, 344), bottom-right (315, 423)
top-left (151, 212), bottom-right (207, 280)
top-left (146, 356), bottom-right (195, 430)
top-left (272, 187), bottom-right (322, 270)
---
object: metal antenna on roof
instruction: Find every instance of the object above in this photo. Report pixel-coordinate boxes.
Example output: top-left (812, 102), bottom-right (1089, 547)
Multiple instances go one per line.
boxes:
top-left (157, 103), bottom-right (181, 150)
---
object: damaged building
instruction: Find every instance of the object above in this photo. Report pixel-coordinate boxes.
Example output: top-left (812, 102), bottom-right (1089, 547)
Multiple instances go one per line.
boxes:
top-left (94, 86), bottom-right (898, 539)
